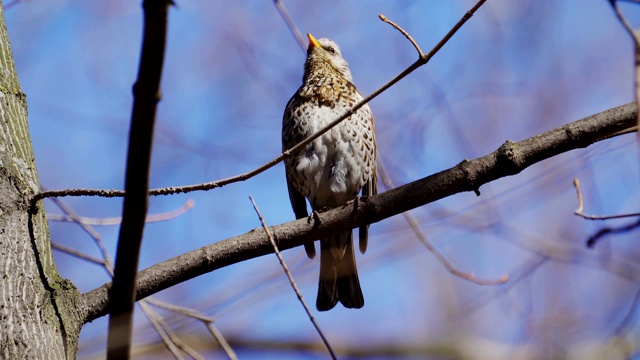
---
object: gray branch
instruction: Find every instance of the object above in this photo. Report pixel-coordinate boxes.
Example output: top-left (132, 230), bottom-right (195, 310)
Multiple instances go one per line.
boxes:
top-left (82, 102), bottom-right (637, 323)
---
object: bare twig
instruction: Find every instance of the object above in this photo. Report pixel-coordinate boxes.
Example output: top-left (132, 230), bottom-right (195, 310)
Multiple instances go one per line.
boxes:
top-left (83, 102), bottom-right (640, 323)
top-left (379, 14), bottom-right (424, 57)
top-left (33, 0), bottom-right (488, 204)
top-left (48, 199), bottom-right (195, 225)
top-left (145, 298), bottom-right (215, 322)
top-left (573, 178), bottom-right (640, 220)
top-left (138, 301), bottom-right (185, 360)
top-left (33, 188), bottom-right (126, 200)
top-left (273, 0), bottom-right (306, 51)
top-left (107, 0), bottom-right (172, 358)
top-left (51, 243), bottom-right (108, 267)
top-left (205, 324), bottom-right (236, 359)
top-left (609, 0), bottom-right (640, 137)
top-left (377, 162), bottom-right (508, 285)
top-left (46, 193), bottom-right (115, 274)
top-left (249, 196), bottom-right (337, 360)
top-left (143, 300), bottom-right (204, 360)
top-left (610, 0), bottom-right (640, 47)
top-left (421, 0), bottom-right (487, 63)
top-left (146, 298), bottom-right (238, 360)
top-left (460, 257), bottom-right (548, 316)
top-left (49, 195), bottom-right (210, 358)
top-left (586, 218), bottom-right (640, 248)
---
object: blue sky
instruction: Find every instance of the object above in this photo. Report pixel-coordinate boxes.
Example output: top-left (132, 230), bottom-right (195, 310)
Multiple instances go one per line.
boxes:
top-left (6, 0), bottom-right (640, 358)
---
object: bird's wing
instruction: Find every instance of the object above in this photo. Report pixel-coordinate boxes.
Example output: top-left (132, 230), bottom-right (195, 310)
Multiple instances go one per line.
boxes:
top-left (359, 168), bottom-right (376, 255)
top-left (283, 92), bottom-right (316, 258)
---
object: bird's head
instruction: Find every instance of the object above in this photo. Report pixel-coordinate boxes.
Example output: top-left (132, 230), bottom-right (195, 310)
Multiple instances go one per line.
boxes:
top-left (304, 33), bottom-right (354, 83)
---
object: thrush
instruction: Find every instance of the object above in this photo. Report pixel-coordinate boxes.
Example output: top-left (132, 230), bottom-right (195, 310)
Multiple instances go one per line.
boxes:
top-left (282, 33), bottom-right (377, 311)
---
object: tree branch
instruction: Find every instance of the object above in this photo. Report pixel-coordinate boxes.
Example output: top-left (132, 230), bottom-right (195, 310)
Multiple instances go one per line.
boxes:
top-left (32, 0), bottom-right (487, 202)
top-left (106, 0), bottom-right (172, 358)
top-left (83, 102), bottom-right (638, 323)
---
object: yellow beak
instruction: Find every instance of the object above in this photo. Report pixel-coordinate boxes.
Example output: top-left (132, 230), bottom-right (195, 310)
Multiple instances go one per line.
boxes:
top-left (307, 33), bottom-right (321, 48)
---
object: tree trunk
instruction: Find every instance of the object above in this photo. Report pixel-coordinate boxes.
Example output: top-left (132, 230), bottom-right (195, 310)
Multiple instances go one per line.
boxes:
top-left (0, 5), bottom-right (82, 359)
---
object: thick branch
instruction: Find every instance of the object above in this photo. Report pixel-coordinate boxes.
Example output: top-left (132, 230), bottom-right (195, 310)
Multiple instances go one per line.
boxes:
top-left (106, 0), bottom-right (171, 358)
top-left (83, 102), bottom-right (637, 323)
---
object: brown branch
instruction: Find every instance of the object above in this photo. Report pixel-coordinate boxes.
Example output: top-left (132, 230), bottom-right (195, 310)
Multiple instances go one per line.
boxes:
top-left (379, 14), bottom-right (424, 57)
top-left (48, 199), bottom-right (195, 225)
top-left (460, 257), bottom-right (549, 315)
top-left (377, 161), bottom-right (508, 286)
top-left (32, 0), bottom-right (488, 203)
top-left (586, 218), bottom-right (640, 248)
top-left (610, 0), bottom-right (640, 51)
top-left (107, 1), bottom-right (172, 358)
top-left (273, 0), bottom-right (306, 51)
top-left (573, 178), bottom-right (640, 220)
top-left (249, 196), bottom-right (336, 360)
top-left (46, 192), bottom-right (115, 274)
top-left (138, 301), bottom-right (185, 359)
top-left (145, 298), bottom-right (238, 360)
top-left (51, 243), bottom-right (107, 267)
top-left (609, 0), bottom-right (640, 134)
top-left (82, 102), bottom-right (639, 323)
top-left (50, 195), bottom-right (213, 358)
top-left (421, 0), bottom-right (487, 63)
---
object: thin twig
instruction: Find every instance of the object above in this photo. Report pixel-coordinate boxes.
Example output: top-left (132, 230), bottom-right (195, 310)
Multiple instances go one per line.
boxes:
top-left (48, 199), bottom-right (195, 225)
top-left (377, 162), bottom-right (508, 286)
top-left (379, 14), bottom-right (424, 57)
top-left (32, 0), bottom-right (489, 204)
top-left (460, 256), bottom-right (548, 316)
top-left (107, 0), bottom-right (172, 358)
top-left (49, 195), bottom-right (208, 358)
top-left (273, 0), bottom-right (306, 51)
top-left (205, 323), bottom-right (236, 359)
top-left (146, 298), bottom-right (238, 360)
top-left (573, 178), bottom-right (640, 220)
top-left (46, 193), bottom-right (115, 274)
top-left (146, 298), bottom-right (215, 322)
top-left (608, 0), bottom-right (640, 137)
top-left (248, 196), bottom-right (337, 360)
top-left (141, 300), bottom-right (204, 360)
top-left (53, 181), bottom-right (199, 359)
top-left (51, 243), bottom-right (108, 267)
top-left (586, 218), bottom-right (640, 248)
top-left (138, 301), bottom-right (185, 360)
top-left (421, 0), bottom-right (487, 63)
top-left (610, 1), bottom-right (640, 49)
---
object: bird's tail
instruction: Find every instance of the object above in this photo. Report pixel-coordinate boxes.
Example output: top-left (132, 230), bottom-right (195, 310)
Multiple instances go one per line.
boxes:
top-left (316, 230), bottom-right (364, 311)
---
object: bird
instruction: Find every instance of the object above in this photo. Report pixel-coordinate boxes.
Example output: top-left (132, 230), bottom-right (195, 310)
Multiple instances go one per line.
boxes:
top-left (282, 33), bottom-right (377, 311)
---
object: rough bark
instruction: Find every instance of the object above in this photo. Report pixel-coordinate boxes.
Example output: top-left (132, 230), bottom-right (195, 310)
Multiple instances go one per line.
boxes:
top-left (0, 4), bottom-right (83, 359)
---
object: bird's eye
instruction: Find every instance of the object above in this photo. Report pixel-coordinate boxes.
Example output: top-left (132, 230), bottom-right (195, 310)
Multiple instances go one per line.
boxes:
top-left (327, 46), bottom-right (336, 54)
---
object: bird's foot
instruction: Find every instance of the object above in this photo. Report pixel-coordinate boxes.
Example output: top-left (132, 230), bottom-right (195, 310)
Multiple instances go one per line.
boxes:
top-left (351, 195), bottom-right (369, 210)
top-left (353, 196), bottom-right (361, 209)
top-left (307, 209), bottom-right (326, 227)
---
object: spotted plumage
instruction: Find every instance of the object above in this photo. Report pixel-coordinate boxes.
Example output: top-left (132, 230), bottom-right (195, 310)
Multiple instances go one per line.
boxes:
top-left (282, 33), bottom-right (377, 311)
